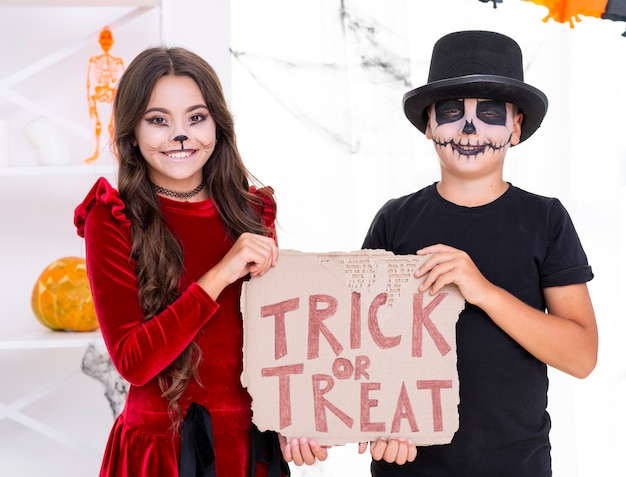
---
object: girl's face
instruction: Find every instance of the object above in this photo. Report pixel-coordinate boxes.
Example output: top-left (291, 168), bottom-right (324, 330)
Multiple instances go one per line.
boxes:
top-left (426, 98), bottom-right (522, 179)
top-left (134, 74), bottom-right (217, 190)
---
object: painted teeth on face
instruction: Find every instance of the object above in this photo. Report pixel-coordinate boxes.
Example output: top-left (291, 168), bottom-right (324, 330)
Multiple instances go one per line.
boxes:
top-left (453, 141), bottom-right (485, 156)
top-left (432, 137), bottom-right (511, 158)
top-left (438, 141), bottom-right (486, 158)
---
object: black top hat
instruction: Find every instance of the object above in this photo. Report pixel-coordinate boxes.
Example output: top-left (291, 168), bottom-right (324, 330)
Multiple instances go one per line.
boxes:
top-left (403, 30), bottom-right (548, 143)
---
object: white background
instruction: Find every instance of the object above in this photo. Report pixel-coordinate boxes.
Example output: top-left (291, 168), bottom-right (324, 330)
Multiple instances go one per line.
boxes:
top-left (0, 1), bottom-right (624, 476)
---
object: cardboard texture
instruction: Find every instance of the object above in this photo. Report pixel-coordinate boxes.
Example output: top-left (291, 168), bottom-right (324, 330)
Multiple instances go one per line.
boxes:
top-left (241, 249), bottom-right (466, 446)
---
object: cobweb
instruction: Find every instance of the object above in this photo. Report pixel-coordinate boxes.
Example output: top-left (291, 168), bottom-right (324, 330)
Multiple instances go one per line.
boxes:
top-left (230, 0), bottom-right (414, 153)
top-left (81, 343), bottom-right (129, 418)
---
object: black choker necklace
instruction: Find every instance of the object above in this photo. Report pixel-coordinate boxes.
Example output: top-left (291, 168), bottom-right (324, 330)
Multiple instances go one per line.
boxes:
top-left (150, 181), bottom-right (205, 200)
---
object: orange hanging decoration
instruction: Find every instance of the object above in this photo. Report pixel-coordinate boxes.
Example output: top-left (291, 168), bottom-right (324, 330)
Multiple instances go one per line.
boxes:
top-left (523, 0), bottom-right (607, 27)
top-left (85, 26), bottom-right (125, 163)
top-left (479, 0), bottom-right (625, 35)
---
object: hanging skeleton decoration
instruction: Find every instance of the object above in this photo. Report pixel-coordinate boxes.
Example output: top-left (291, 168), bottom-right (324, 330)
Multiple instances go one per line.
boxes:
top-left (85, 26), bottom-right (125, 163)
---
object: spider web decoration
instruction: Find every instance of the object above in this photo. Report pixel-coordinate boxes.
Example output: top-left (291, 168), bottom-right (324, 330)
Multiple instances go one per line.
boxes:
top-left (81, 343), bottom-right (129, 418)
top-left (230, 0), bottom-right (424, 254)
top-left (231, 48), bottom-right (353, 149)
top-left (231, 0), bottom-right (413, 153)
top-left (339, 0), bottom-right (412, 87)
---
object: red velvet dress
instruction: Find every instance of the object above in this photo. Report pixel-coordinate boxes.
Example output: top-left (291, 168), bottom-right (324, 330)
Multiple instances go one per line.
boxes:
top-left (75, 177), bottom-right (283, 477)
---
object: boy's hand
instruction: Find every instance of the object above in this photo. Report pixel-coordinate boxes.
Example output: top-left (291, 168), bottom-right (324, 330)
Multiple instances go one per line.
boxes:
top-left (358, 438), bottom-right (417, 464)
top-left (416, 244), bottom-right (493, 306)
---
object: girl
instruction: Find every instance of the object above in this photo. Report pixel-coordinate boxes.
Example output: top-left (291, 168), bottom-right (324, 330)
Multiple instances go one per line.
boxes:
top-left (75, 46), bottom-right (325, 477)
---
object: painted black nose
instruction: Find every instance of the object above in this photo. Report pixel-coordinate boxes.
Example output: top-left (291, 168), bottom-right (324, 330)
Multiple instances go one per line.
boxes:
top-left (173, 135), bottom-right (188, 149)
top-left (462, 120), bottom-right (476, 135)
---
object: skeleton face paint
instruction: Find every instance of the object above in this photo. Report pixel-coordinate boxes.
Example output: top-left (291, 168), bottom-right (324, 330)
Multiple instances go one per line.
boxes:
top-left (429, 99), bottom-right (517, 159)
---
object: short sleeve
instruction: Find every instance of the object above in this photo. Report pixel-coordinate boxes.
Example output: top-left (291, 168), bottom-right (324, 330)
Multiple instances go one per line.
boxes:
top-left (540, 199), bottom-right (593, 287)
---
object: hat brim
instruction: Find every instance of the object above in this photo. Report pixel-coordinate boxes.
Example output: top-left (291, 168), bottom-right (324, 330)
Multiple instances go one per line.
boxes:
top-left (403, 75), bottom-right (548, 143)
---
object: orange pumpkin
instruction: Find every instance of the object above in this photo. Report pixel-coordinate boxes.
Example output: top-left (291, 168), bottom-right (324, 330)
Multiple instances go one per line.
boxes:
top-left (31, 256), bottom-right (99, 332)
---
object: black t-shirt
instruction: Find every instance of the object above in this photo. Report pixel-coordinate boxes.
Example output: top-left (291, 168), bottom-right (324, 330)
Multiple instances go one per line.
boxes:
top-left (362, 183), bottom-right (593, 477)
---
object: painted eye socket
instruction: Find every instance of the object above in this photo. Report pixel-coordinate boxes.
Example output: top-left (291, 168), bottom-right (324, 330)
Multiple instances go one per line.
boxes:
top-left (476, 101), bottom-right (507, 126)
top-left (435, 100), bottom-right (464, 124)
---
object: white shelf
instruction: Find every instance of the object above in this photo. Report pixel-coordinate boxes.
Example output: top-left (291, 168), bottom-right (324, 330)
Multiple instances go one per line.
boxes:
top-left (0, 326), bottom-right (103, 350)
top-left (0, 0), bottom-right (159, 6)
top-left (0, 164), bottom-right (117, 177)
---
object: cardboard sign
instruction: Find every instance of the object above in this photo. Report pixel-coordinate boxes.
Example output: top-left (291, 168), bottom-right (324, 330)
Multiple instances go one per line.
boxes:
top-left (241, 250), bottom-right (465, 446)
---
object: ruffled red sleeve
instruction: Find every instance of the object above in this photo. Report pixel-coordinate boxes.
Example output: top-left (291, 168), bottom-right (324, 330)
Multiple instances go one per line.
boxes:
top-left (74, 177), bottom-right (130, 238)
top-left (74, 178), bottom-right (219, 386)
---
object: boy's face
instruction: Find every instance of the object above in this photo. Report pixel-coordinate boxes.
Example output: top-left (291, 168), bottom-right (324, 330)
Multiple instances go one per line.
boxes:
top-left (425, 98), bottom-right (522, 175)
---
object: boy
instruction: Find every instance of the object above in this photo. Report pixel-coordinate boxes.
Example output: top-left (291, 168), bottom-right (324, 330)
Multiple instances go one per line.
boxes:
top-left (359, 30), bottom-right (598, 476)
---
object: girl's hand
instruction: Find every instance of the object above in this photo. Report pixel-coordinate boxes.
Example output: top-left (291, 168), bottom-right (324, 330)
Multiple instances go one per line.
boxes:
top-left (198, 232), bottom-right (278, 300)
top-left (358, 438), bottom-right (417, 464)
top-left (226, 232), bottom-right (278, 279)
top-left (279, 435), bottom-right (328, 465)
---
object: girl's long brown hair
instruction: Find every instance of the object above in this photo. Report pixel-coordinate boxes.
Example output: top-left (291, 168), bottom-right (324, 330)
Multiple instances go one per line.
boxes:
top-left (112, 47), bottom-right (274, 429)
